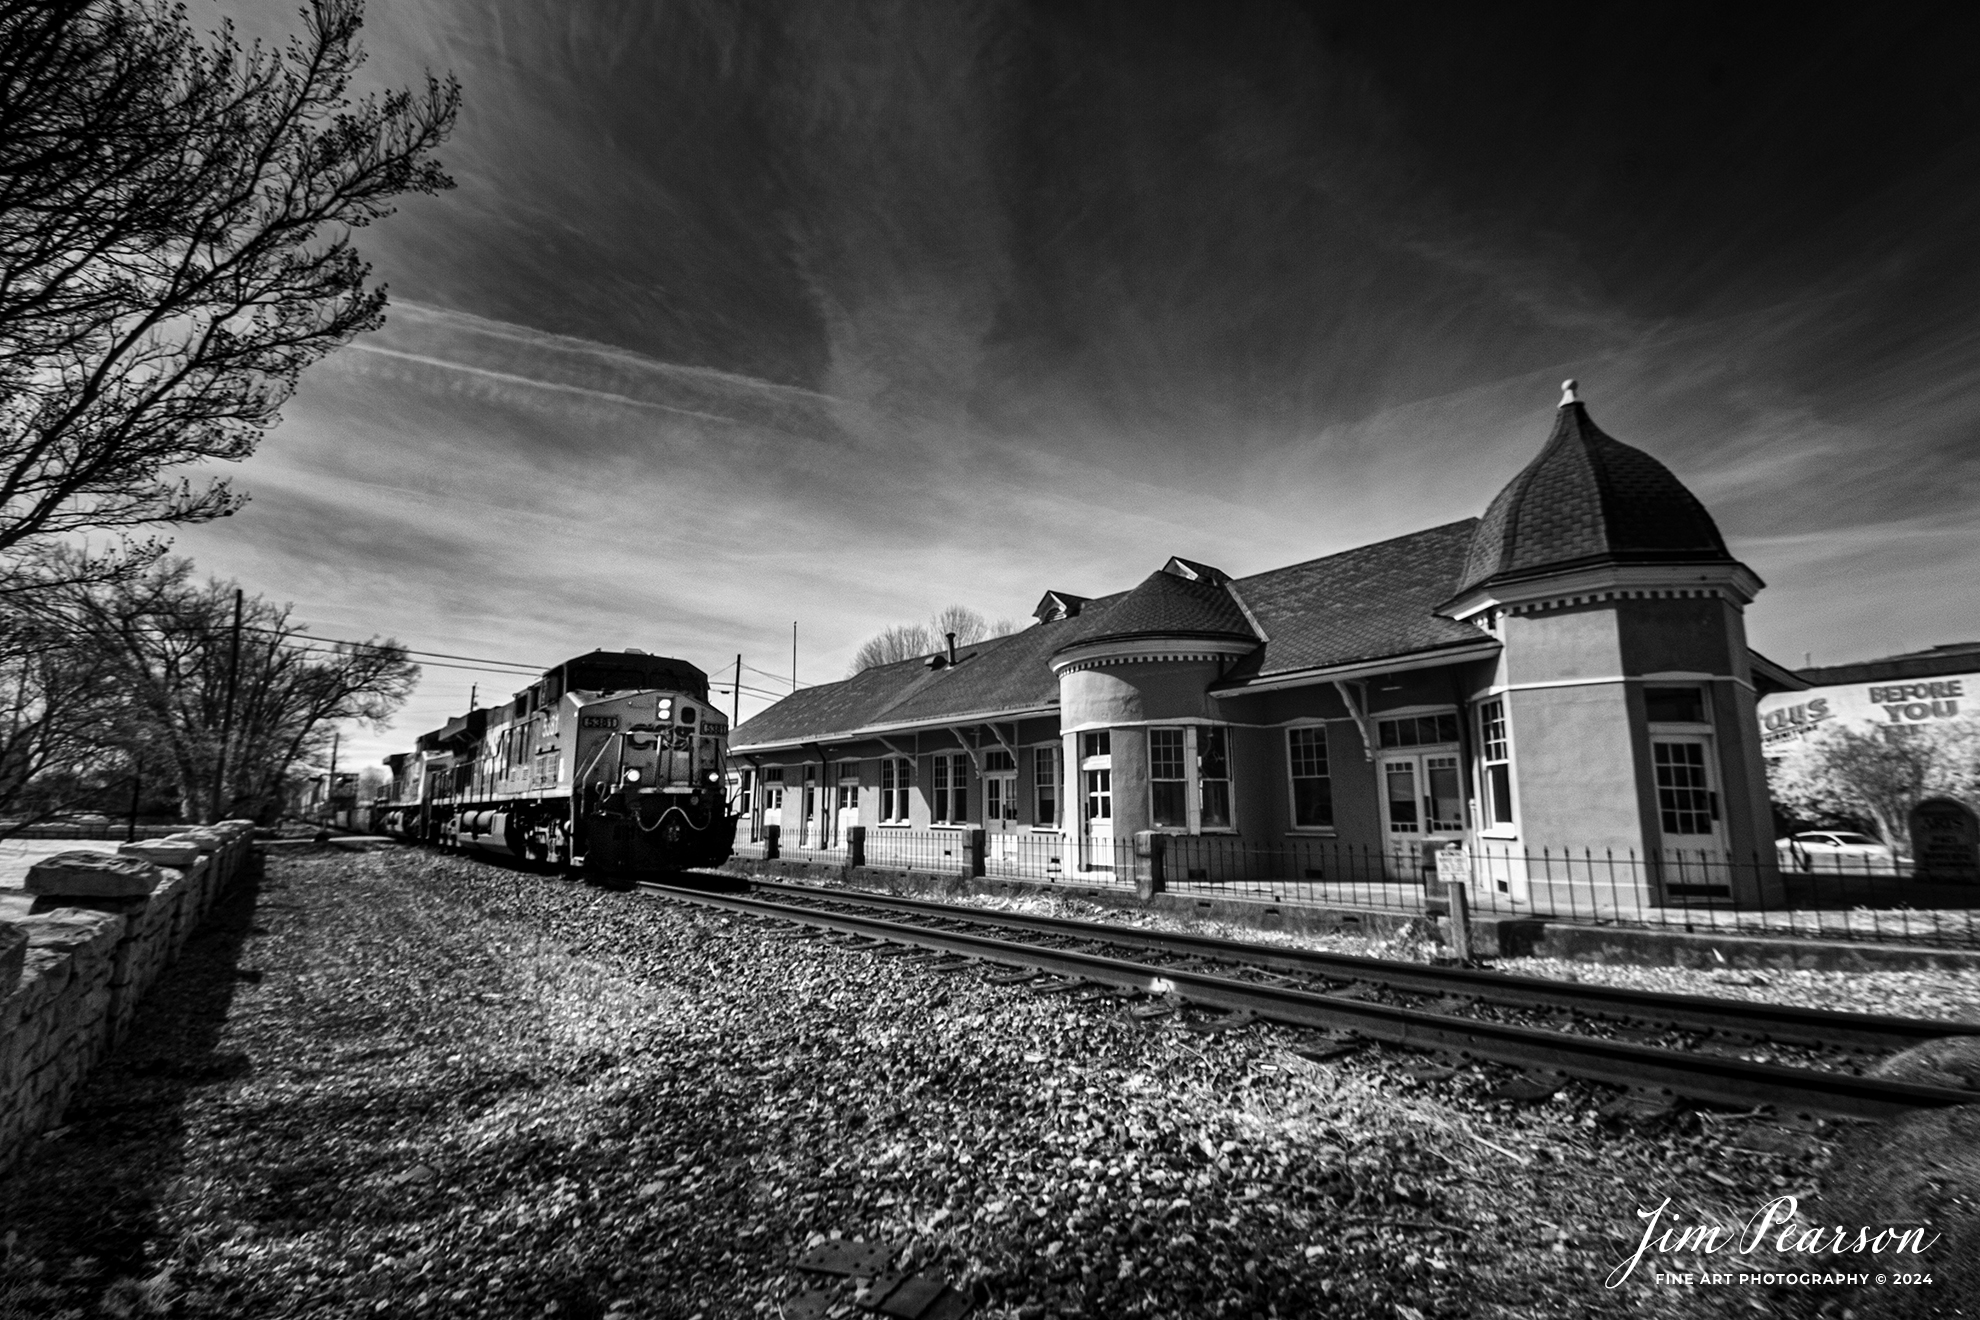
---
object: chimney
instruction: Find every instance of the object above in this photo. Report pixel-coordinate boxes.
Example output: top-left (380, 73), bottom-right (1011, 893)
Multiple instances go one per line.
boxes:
top-left (945, 632), bottom-right (957, 665)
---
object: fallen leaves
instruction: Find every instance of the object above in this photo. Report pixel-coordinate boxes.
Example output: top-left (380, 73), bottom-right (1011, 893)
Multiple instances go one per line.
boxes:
top-left (0, 848), bottom-right (1907, 1319)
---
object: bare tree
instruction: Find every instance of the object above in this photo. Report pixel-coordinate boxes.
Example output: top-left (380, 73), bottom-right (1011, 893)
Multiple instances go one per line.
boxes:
top-left (1769, 720), bottom-right (1980, 853)
top-left (0, 0), bottom-right (457, 572)
top-left (849, 606), bottom-right (1020, 674)
top-left (62, 556), bottom-right (419, 821)
top-left (849, 622), bottom-right (936, 675)
top-left (0, 604), bottom-right (124, 828)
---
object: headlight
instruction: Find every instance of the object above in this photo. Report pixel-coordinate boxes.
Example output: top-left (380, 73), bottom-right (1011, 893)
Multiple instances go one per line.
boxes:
top-left (624, 768), bottom-right (641, 783)
top-left (657, 698), bottom-right (673, 719)
top-left (705, 771), bottom-right (719, 783)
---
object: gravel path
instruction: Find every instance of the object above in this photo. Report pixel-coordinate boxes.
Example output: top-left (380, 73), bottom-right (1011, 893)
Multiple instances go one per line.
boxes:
top-left (0, 846), bottom-right (1931, 1319)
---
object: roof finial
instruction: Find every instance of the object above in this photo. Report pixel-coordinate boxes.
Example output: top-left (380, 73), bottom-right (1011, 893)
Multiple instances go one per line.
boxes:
top-left (1559, 378), bottom-right (1580, 407)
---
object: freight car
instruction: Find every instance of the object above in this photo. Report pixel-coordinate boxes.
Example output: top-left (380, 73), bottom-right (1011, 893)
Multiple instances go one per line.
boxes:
top-left (372, 648), bottom-right (737, 874)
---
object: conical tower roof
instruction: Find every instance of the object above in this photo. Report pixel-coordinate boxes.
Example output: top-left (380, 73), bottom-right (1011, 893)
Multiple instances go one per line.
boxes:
top-left (1457, 387), bottom-right (1733, 595)
top-left (1057, 566), bottom-right (1257, 652)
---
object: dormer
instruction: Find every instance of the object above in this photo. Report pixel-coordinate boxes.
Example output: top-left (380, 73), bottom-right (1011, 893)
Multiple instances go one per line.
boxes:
top-left (1163, 556), bottom-right (1229, 586)
top-left (1033, 590), bottom-right (1091, 625)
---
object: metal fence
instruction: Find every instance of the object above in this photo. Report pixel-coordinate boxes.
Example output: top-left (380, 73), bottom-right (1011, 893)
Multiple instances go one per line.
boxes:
top-left (729, 825), bottom-right (1980, 949)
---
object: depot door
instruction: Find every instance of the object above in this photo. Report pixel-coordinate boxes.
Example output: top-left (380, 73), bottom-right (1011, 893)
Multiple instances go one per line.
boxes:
top-left (834, 779), bottom-right (860, 851)
top-left (985, 771), bottom-right (1019, 864)
top-left (1652, 737), bottom-right (1726, 881)
top-left (1080, 768), bottom-right (1113, 871)
top-left (799, 770), bottom-right (820, 849)
top-left (1379, 752), bottom-right (1465, 878)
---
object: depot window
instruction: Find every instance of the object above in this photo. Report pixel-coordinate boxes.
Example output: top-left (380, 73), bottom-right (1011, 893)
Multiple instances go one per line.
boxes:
top-left (1652, 740), bottom-right (1718, 835)
top-left (1147, 725), bottom-right (1234, 832)
top-left (879, 757), bottom-right (913, 824)
top-left (930, 752), bottom-right (969, 825)
top-left (1377, 712), bottom-right (1460, 748)
top-left (1478, 700), bottom-right (1516, 829)
top-left (1287, 726), bottom-right (1333, 829)
top-left (1033, 746), bottom-right (1059, 828)
top-left (1644, 686), bottom-right (1708, 726)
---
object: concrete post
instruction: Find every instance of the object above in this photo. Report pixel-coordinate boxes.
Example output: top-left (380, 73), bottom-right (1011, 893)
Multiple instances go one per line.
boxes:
top-left (1436, 843), bottom-right (1473, 961)
top-left (1444, 878), bottom-right (1473, 963)
top-left (964, 825), bottom-right (986, 878)
top-left (763, 823), bottom-right (781, 861)
top-left (1134, 830), bottom-right (1166, 901)
top-left (848, 825), bottom-right (866, 869)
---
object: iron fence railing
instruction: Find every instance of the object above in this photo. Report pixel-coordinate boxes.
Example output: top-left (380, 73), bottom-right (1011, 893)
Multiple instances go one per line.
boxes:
top-left (726, 823), bottom-right (1980, 949)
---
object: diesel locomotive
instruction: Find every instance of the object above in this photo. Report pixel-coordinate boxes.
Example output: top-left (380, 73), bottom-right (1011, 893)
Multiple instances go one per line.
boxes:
top-left (372, 649), bottom-right (737, 873)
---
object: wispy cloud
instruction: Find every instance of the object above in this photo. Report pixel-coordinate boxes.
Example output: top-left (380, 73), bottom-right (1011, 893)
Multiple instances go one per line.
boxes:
top-left (171, 0), bottom-right (1980, 767)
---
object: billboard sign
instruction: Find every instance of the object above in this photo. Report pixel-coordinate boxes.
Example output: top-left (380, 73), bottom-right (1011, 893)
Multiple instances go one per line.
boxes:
top-left (1757, 673), bottom-right (1973, 751)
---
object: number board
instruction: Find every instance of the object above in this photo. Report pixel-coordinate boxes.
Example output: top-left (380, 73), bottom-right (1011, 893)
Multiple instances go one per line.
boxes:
top-left (700, 721), bottom-right (724, 734)
top-left (580, 715), bottom-right (620, 730)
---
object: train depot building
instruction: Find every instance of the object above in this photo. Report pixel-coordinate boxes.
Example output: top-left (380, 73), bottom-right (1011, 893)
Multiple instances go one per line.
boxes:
top-left (730, 388), bottom-right (1805, 913)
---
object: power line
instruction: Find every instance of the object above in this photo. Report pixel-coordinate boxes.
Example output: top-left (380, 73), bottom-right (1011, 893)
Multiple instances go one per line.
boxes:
top-left (258, 628), bottom-right (543, 673)
top-left (18, 614), bottom-right (789, 698)
top-left (714, 682), bottom-right (788, 702)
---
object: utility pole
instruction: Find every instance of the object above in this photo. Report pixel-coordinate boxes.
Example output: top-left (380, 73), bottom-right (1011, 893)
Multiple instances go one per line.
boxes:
top-left (732, 653), bottom-right (742, 727)
top-left (125, 764), bottom-right (141, 843)
top-left (210, 588), bottom-right (243, 824)
top-left (468, 683), bottom-right (477, 710)
top-left (327, 729), bottom-right (339, 827)
top-left (792, 621), bottom-right (798, 690)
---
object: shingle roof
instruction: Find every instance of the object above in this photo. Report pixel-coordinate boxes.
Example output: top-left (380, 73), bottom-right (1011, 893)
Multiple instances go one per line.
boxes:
top-left (1056, 569), bottom-right (1258, 653)
top-left (1796, 641), bottom-right (1980, 687)
top-left (731, 595), bottom-right (1125, 750)
top-left (1457, 401), bottom-right (1732, 595)
top-left (1220, 521), bottom-right (1487, 682)
top-left (733, 524), bottom-right (1501, 748)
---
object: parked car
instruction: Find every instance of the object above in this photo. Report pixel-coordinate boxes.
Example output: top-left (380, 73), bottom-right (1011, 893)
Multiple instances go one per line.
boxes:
top-left (1776, 831), bottom-right (1903, 874)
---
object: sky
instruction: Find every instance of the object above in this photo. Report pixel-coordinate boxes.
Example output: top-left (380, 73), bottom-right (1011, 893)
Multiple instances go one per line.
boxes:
top-left (171, 0), bottom-right (1980, 771)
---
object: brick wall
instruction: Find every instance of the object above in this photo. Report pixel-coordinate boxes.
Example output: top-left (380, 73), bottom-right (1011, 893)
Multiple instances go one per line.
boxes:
top-left (0, 822), bottom-right (257, 1168)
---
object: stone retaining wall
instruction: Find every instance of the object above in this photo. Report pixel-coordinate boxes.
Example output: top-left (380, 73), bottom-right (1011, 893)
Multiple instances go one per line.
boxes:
top-left (0, 822), bottom-right (258, 1168)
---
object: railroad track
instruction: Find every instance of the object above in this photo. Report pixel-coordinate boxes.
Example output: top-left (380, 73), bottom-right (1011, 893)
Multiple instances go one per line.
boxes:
top-left (646, 877), bottom-right (1980, 1122)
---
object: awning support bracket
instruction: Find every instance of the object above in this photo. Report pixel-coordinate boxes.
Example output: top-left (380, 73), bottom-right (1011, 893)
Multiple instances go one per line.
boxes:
top-left (1333, 679), bottom-right (1377, 762)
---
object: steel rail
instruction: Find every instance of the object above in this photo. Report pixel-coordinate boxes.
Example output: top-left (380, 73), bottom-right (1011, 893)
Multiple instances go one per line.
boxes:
top-left (646, 882), bottom-right (1973, 1122)
top-left (737, 878), bottom-right (1980, 1052)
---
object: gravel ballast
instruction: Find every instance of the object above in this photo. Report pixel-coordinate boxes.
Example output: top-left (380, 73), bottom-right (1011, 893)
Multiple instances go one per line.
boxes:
top-left (0, 846), bottom-right (1967, 1318)
top-left (757, 877), bottom-right (1980, 1025)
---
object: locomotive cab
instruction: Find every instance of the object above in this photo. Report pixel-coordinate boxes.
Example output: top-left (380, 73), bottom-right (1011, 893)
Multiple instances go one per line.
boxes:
top-left (372, 648), bottom-right (738, 874)
top-left (566, 686), bottom-right (733, 871)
